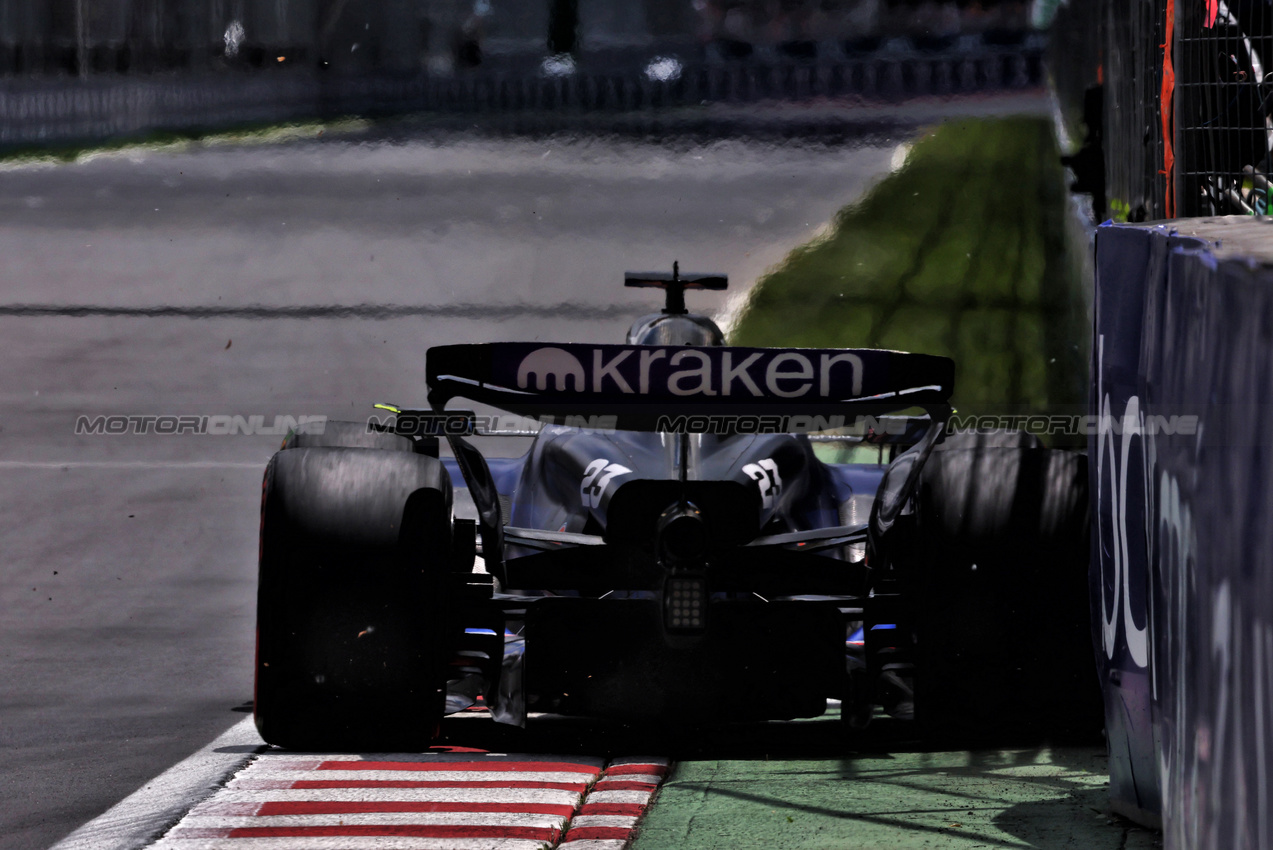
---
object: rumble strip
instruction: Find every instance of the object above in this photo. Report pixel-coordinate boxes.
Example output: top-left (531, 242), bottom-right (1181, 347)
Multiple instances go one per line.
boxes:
top-left (52, 717), bottom-right (669, 850)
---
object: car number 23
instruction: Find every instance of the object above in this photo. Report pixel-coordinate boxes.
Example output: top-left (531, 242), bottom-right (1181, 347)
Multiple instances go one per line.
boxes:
top-left (581, 458), bottom-right (632, 508)
top-left (742, 458), bottom-right (783, 509)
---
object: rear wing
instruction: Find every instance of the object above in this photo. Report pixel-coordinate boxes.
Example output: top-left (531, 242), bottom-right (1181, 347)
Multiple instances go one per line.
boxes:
top-left (624, 270), bottom-right (726, 290)
top-left (426, 342), bottom-right (954, 432)
top-left (624, 267), bottom-right (726, 315)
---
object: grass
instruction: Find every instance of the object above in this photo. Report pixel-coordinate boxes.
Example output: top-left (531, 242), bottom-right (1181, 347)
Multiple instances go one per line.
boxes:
top-left (730, 117), bottom-right (1090, 428)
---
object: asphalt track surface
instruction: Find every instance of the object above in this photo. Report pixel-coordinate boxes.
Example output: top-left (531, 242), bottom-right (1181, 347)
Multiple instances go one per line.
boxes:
top-left (0, 123), bottom-right (905, 849)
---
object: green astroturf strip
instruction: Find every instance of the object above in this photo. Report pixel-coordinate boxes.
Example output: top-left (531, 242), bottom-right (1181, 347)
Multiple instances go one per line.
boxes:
top-left (730, 117), bottom-right (1090, 430)
top-left (633, 745), bottom-right (1155, 850)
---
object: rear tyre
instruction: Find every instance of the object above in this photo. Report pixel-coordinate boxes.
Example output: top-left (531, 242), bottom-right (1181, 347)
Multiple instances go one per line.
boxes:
top-left (254, 446), bottom-right (453, 751)
top-left (908, 435), bottom-right (1101, 742)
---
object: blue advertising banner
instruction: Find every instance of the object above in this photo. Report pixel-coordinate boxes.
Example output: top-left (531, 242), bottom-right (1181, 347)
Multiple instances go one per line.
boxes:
top-left (1093, 219), bottom-right (1273, 848)
top-left (1092, 224), bottom-right (1163, 826)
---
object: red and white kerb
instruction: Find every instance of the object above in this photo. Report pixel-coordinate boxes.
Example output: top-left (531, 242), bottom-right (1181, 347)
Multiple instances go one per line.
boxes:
top-left (150, 749), bottom-right (670, 850)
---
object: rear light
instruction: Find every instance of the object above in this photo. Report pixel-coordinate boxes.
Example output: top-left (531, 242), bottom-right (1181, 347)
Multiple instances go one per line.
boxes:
top-left (663, 575), bottom-right (707, 632)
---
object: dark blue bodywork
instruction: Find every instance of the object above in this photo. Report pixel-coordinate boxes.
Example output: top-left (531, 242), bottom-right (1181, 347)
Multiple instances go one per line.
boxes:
top-left (445, 433), bottom-right (885, 555)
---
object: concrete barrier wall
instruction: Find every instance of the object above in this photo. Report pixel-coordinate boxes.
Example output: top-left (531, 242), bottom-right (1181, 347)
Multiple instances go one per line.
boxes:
top-left (0, 44), bottom-right (1043, 147)
top-left (1092, 218), bottom-right (1273, 848)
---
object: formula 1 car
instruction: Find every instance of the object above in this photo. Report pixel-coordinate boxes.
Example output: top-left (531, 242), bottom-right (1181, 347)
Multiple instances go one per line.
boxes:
top-left (253, 267), bottom-right (1098, 750)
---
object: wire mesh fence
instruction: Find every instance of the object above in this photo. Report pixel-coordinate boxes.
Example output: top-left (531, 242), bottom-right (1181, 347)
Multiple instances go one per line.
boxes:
top-left (1178, 0), bottom-right (1273, 215)
top-left (1052, 0), bottom-right (1273, 220)
top-left (0, 40), bottom-right (1048, 149)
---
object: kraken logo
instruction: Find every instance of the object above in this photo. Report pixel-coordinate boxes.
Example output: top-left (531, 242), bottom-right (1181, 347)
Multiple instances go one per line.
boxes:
top-left (517, 347), bottom-right (585, 391)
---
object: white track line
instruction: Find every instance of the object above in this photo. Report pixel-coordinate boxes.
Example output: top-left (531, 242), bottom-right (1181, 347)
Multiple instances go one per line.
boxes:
top-left (233, 769), bottom-right (592, 783)
top-left (592, 775), bottom-right (663, 786)
top-left (254, 754), bottom-right (603, 767)
top-left (150, 839), bottom-right (554, 850)
top-left (49, 716), bottom-right (266, 850)
top-left (568, 815), bottom-right (641, 829)
top-left (201, 788), bottom-right (584, 804)
top-left (576, 790), bottom-right (655, 806)
top-left (176, 812), bottom-right (569, 828)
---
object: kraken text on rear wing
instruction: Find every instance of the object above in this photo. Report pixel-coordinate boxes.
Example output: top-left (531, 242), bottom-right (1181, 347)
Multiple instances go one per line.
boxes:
top-left (426, 342), bottom-right (954, 432)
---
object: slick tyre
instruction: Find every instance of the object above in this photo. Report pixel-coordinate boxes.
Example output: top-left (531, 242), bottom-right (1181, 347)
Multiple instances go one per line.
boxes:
top-left (281, 419), bottom-right (417, 453)
top-left (910, 435), bottom-right (1101, 742)
top-left (254, 446), bottom-right (453, 751)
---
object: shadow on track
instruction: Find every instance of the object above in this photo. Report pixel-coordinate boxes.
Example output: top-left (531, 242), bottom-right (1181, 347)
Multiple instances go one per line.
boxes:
top-left (433, 706), bottom-right (1103, 762)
